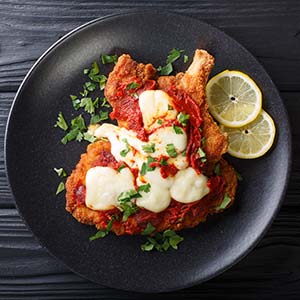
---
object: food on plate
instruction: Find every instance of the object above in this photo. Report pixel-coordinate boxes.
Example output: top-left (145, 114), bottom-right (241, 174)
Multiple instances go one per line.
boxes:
top-left (65, 49), bottom-right (238, 242)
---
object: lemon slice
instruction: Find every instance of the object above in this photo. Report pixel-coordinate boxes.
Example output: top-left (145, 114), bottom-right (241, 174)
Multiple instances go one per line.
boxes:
top-left (206, 70), bottom-right (262, 127)
top-left (220, 110), bottom-right (276, 159)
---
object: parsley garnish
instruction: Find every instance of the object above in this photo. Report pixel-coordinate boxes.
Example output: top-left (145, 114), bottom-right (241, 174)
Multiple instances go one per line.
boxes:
top-left (99, 75), bottom-right (107, 90)
top-left (216, 194), bottom-right (231, 210)
top-left (54, 112), bottom-right (68, 131)
top-left (172, 124), bottom-right (183, 134)
top-left (141, 223), bottom-right (156, 236)
top-left (157, 63), bottom-right (173, 76)
top-left (117, 190), bottom-right (140, 221)
top-left (54, 167), bottom-right (67, 177)
top-left (166, 48), bottom-right (184, 64)
top-left (70, 95), bottom-right (81, 110)
top-left (140, 157), bottom-right (156, 175)
top-left (126, 82), bottom-right (140, 90)
top-left (61, 115), bottom-right (86, 144)
top-left (236, 171), bottom-right (243, 181)
top-left (90, 111), bottom-right (109, 124)
top-left (101, 97), bottom-right (110, 108)
top-left (89, 218), bottom-right (114, 241)
top-left (141, 229), bottom-right (184, 252)
top-left (99, 111), bottom-right (109, 121)
top-left (168, 104), bottom-right (173, 110)
top-left (182, 150), bottom-right (186, 156)
top-left (138, 183), bottom-right (151, 193)
top-left (101, 54), bottom-right (118, 64)
top-left (157, 119), bottom-right (163, 125)
top-left (83, 132), bottom-right (96, 143)
top-left (117, 164), bottom-right (126, 173)
top-left (183, 55), bottom-right (189, 63)
top-left (56, 182), bottom-right (65, 195)
top-left (142, 143), bottom-right (156, 153)
top-left (197, 147), bottom-right (207, 163)
top-left (166, 144), bottom-right (177, 158)
top-left (120, 138), bottom-right (130, 157)
top-left (214, 163), bottom-right (221, 176)
top-left (160, 158), bottom-right (168, 166)
top-left (84, 81), bottom-right (96, 92)
top-left (177, 112), bottom-right (190, 126)
top-left (201, 137), bottom-right (206, 147)
top-left (80, 97), bottom-right (95, 114)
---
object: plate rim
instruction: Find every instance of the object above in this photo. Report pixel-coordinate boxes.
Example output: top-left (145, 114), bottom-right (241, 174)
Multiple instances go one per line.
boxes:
top-left (4, 10), bottom-right (292, 293)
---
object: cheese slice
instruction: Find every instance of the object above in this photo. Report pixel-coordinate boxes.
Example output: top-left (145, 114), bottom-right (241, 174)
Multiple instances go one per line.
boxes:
top-left (85, 166), bottom-right (135, 210)
top-left (170, 167), bottom-right (210, 203)
top-left (139, 90), bottom-right (177, 130)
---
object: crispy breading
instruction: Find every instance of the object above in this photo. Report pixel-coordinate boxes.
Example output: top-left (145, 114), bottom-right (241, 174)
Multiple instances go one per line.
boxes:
top-left (65, 50), bottom-right (238, 235)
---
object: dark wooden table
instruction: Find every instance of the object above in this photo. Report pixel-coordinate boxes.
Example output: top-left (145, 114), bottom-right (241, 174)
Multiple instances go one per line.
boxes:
top-left (1, 1), bottom-right (299, 299)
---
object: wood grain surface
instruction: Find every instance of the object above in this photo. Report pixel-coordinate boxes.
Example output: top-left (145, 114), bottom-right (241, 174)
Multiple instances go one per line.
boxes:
top-left (0, 0), bottom-right (299, 299)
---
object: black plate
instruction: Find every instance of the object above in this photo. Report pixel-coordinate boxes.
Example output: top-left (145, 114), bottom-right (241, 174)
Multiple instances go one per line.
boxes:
top-left (5, 11), bottom-right (291, 293)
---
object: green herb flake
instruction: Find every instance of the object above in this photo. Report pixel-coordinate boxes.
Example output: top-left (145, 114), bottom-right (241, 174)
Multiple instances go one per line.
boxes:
top-left (54, 112), bottom-right (68, 131)
top-left (99, 75), bottom-right (107, 90)
top-left (84, 81), bottom-right (96, 92)
top-left (89, 218), bottom-right (114, 241)
top-left (80, 97), bottom-right (95, 114)
top-left (157, 63), bottom-right (173, 76)
top-left (138, 183), bottom-right (151, 193)
top-left (101, 97), bottom-right (111, 108)
top-left (172, 124), bottom-right (184, 134)
top-left (166, 144), bottom-right (177, 158)
top-left (141, 223), bottom-right (156, 236)
top-left (236, 171), bottom-right (243, 181)
top-left (183, 55), bottom-right (189, 63)
top-left (197, 147), bottom-right (207, 163)
top-left (140, 157), bottom-right (156, 175)
top-left (99, 111), bottom-right (109, 121)
top-left (56, 182), bottom-right (65, 195)
top-left (120, 138), bottom-right (130, 157)
top-left (157, 119), bottom-right (163, 125)
top-left (83, 68), bottom-right (90, 74)
top-left (141, 229), bottom-right (184, 252)
top-left (160, 158), bottom-right (168, 166)
top-left (216, 194), bottom-right (231, 210)
top-left (54, 168), bottom-right (67, 177)
top-left (201, 137), bottom-right (206, 147)
top-left (101, 54), bottom-right (118, 64)
top-left (182, 150), bottom-right (187, 156)
top-left (214, 163), bottom-right (221, 176)
top-left (166, 48), bottom-right (184, 64)
top-left (70, 95), bottom-right (81, 110)
top-left (126, 82), bottom-right (140, 90)
top-left (117, 190), bottom-right (141, 221)
top-left (83, 132), bottom-right (96, 143)
top-left (168, 104), bottom-right (173, 110)
top-left (142, 143), bottom-right (156, 153)
top-left (117, 164), bottom-right (126, 173)
top-left (61, 115), bottom-right (86, 144)
top-left (177, 112), bottom-right (190, 126)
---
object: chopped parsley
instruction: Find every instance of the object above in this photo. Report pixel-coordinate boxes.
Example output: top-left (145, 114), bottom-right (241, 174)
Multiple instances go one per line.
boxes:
top-left (236, 171), bottom-right (243, 181)
top-left (117, 164), bottom-right (126, 173)
top-left (168, 104), bottom-right (173, 110)
top-left (160, 157), bottom-right (168, 166)
top-left (177, 112), bottom-right (190, 126)
top-left (166, 48), bottom-right (184, 64)
top-left (54, 112), bottom-right (68, 131)
top-left (117, 190), bottom-right (140, 221)
top-left (172, 124), bottom-right (183, 134)
top-left (141, 229), bottom-right (184, 252)
top-left (101, 97), bottom-right (110, 108)
top-left (89, 218), bottom-right (114, 241)
top-left (201, 137), bottom-right (206, 147)
top-left (214, 163), bottom-right (221, 176)
top-left (157, 119), bottom-right (163, 125)
top-left (56, 182), bottom-right (65, 195)
top-left (120, 138), bottom-right (130, 157)
top-left (80, 97), bottom-right (95, 114)
top-left (83, 132), bottom-right (96, 143)
top-left (84, 81), bottom-right (96, 92)
top-left (142, 143), bottom-right (156, 153)
top-left (90, 111), bottom-right (109, 124)
top-left (157, 63), bottom-right (173, 76)
top-left (70, 95), bottom-right (81, 110)
top-left (166, 144), bottom-right (177, 158)
top-left (216, 194), bottom-right (231, 210)
top-left (99, 75), bottom-right (107, 90)
top-left (54, 167), bottom-right (67, 177)
top-left (126, 82), bottom-right (140, 90)
top-left (141, 223), bottom-right (156, 236)
top-left (140, 157), bottom-right (156, 175)
top-left (101, 54), bottom-right (118, 64)
top-left (61, 115), bottom-right (86, 144)
top-left (197, 147), bottom-right (207, 163)
top-left (183, 54), bottom-right (189, 63)
top-left (138, 183), bottom-right (151, 193)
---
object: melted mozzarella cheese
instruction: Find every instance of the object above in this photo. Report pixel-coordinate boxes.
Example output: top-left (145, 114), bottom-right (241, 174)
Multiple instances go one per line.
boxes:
top-left (139, 90), bottom-right (177, 130)
top-left (168, 154), bottom-right (189, 170)
top-left (149, 126), bottom-right (187, 157)
top-left (170, 167), bottom-right (210, 203)
top-left (85, 167), bottom-right (135, 210)
top-left (136, 168), bottom-right (173, 213)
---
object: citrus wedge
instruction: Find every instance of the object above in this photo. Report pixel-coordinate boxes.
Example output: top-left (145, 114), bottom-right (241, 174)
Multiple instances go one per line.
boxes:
top-left (206, 70), bottom-right (262, 127)
top-left (220, 110), bottom-right (276, 159)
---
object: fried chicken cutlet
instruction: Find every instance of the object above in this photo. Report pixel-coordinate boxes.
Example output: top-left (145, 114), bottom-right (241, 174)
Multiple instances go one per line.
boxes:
top-left (66, 50), bottom-right (238, 235)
